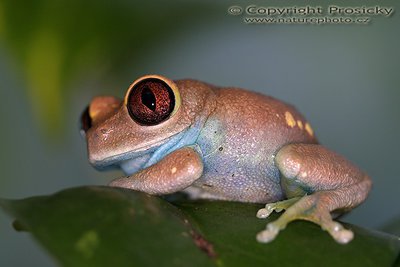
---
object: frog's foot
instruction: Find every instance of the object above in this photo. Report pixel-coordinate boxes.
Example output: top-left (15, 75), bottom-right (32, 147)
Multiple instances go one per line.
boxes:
top-left (256, 197), bottom-right (301, 219)
top-left (256, 193), bottom-right (354, 244)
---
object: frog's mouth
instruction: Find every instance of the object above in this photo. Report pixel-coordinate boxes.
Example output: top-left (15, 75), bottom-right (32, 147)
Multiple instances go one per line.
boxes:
top-left (89, 129), bottom-right (189, 174)
top-left (88, 138), bottom-right (169, 172)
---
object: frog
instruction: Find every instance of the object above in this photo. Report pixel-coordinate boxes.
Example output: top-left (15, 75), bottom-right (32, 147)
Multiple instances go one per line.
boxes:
top-left (80, 74), bottom-right (372, 244)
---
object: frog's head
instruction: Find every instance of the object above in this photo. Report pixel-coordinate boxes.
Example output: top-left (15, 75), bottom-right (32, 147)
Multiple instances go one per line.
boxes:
top-left (81, 74), bottom-right (214, 170)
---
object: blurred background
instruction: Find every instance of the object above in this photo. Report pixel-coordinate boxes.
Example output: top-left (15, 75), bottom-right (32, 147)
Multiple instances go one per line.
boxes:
top-left (0, 0), bottom-right (399, 265)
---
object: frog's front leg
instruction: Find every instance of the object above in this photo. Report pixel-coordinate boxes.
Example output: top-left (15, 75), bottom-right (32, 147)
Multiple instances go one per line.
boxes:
top-left (257, 144), bottom-right (372, 244)
top-left (109, 147), bottom-right (203, 194)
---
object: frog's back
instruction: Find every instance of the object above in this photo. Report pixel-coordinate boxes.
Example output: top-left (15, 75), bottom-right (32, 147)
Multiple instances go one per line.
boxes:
top-left (194, 87), bottom-right (317, 203)
top-left (215, 87), bottom-right (317, 147)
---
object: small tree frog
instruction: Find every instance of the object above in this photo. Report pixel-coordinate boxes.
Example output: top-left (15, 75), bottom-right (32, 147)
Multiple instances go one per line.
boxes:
top-left (81, 74), bottom-right (371, 244)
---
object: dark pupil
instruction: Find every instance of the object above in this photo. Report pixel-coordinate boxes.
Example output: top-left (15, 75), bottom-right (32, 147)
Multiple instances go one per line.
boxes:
top-left (141, 87), bottom-right (156, 111)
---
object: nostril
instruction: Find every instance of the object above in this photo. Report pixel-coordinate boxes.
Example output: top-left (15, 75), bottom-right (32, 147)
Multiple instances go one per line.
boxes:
top-left (80, 106), bottom-right (92, 135)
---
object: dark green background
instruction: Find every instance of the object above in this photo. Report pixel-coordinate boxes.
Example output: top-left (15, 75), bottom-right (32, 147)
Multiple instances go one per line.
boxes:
top-left (0, 0), bottom-right (399, 266)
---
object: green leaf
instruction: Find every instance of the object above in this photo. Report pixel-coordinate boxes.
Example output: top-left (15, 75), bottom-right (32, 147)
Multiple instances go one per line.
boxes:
top-left (1, 186), bottom-right (399, 267)
top-left (177, 201), bottom-right (400, 267)
top-left (0, 187), bottom-right (214, 267)
top-left (382, 216), bottom-right (400, 237)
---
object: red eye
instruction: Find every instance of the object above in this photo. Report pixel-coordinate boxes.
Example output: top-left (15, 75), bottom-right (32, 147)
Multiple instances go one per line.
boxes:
top-left (126, 78), bottom-right (175, 125)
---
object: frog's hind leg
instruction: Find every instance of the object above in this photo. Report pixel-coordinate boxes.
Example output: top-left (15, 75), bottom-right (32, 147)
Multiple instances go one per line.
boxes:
top-left (257, 144), bottom-right (372, 244)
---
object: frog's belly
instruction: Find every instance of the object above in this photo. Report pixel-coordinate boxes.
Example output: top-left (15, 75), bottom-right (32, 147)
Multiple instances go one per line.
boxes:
top-left (190, 156), bottom-right (284, 203)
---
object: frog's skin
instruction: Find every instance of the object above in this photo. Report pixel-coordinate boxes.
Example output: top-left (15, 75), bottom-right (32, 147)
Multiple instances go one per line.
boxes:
top-left (81, 74), bottom-right (372, 244)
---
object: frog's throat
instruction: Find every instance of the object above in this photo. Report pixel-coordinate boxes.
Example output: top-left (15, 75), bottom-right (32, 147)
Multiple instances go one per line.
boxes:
top-left (119, 119), bottom-right (204, 175)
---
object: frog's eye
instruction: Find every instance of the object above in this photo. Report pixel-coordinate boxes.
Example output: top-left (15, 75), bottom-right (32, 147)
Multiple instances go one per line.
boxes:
top-left (126, 76), bottom-right (179, 126)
